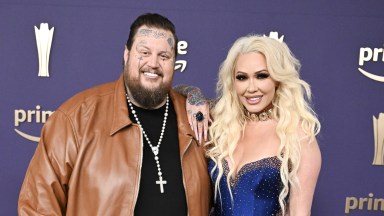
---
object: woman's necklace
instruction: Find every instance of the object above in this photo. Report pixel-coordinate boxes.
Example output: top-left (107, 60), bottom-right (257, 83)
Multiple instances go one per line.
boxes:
top-left (246, 103), bottom-right (273, 121)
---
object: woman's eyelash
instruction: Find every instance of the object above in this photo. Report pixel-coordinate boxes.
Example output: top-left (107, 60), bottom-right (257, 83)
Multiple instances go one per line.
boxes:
top-left (257, 73), bottom-right (270, 79)
top-left (235, 75), bottom-right (247, 80)
top-left (235, 72), bottom-right (269, 80)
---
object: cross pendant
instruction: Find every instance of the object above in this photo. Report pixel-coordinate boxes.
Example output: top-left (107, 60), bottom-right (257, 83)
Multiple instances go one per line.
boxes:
top-left (156, 176), bottom-right (167, 193)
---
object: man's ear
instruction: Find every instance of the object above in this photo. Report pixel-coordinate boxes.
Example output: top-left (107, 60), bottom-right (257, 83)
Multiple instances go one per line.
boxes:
top-left (123, 46), bottom-right (129, 65)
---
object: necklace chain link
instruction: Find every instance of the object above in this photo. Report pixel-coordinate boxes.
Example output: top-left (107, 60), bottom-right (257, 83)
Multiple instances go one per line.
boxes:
top-left (126, 93), bottom-right (169, 193)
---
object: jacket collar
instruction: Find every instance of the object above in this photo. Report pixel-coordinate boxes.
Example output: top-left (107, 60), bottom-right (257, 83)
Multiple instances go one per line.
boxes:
top-left (110, 74), bottom-right (132, 135)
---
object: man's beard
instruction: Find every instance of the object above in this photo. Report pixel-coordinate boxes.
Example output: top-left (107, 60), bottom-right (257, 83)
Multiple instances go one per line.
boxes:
top-left (124, 67), bottom-right (171, 109)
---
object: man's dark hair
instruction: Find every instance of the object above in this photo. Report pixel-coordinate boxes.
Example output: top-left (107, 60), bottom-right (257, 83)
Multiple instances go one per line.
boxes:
top-left (126, 13), bottom-right (178, 57)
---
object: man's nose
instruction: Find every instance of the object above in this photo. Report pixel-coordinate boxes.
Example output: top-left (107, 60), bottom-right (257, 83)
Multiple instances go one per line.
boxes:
top-left (147, 55), bottom-right (159, 68)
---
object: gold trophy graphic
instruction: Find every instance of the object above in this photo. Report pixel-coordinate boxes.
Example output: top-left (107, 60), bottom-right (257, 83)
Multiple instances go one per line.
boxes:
top-left (34, 23), bottom-right (54, 77)
top-left (372, 113), bottom-right (384, 165)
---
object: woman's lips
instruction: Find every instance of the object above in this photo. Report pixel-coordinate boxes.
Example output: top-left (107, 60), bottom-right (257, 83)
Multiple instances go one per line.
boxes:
top-left (245, 95), bottom-right (262, 105)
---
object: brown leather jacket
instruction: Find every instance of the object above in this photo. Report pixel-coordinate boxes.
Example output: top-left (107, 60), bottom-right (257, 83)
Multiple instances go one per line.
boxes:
top-left (18, 74), bottom-right (212, 216)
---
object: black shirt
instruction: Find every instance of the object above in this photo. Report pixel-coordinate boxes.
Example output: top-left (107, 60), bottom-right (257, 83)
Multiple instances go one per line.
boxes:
top-left (130, 100), bottom-right (188, 215)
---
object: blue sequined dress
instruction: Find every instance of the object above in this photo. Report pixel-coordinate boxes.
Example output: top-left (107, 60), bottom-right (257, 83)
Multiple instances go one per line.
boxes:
top-left (208, 156), bottom-right (285, 216)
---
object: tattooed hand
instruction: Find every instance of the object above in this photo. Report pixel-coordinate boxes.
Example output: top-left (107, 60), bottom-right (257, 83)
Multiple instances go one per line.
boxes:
top-left (174, 85), bottom-right (211, 143)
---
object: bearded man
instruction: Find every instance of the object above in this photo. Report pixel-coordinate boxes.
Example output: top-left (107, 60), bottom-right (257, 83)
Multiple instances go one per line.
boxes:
top-left (18, 13), bottom-right (211, 216)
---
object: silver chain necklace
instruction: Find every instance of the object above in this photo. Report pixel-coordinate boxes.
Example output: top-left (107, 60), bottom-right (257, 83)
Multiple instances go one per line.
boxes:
top-left (126, 94), bottom-right (168, 193)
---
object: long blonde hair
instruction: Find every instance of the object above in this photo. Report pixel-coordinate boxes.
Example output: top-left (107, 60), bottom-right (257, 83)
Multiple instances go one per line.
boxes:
top-left (206, 35), bottom-right (320, 214)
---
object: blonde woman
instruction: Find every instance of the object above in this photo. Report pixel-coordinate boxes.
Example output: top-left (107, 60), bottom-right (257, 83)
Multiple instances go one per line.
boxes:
top-left (181, 35), bottom-right (321, 215)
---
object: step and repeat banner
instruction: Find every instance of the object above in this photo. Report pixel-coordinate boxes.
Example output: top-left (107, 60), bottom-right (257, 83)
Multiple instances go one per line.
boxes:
top-left (1, 0), bottom-right (384, 215)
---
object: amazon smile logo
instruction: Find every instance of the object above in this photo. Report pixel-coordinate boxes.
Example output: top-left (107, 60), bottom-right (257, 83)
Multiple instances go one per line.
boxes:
top-left (14, 105), bottom-right (54, 142)
top-left (358, 46), bottom-right (384, 82)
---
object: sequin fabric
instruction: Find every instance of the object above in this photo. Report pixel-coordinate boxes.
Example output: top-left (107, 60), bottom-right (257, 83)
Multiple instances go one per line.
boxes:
top-left (208, 156), bottom-right (285, 216)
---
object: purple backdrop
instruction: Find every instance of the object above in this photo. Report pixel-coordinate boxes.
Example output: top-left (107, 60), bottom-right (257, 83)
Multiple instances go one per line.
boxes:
top-left (1, 0), bottom-right (384, 215)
